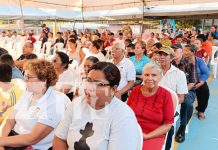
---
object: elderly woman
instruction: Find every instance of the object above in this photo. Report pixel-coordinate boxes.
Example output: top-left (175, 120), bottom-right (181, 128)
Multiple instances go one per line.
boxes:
top-left (127, 62), bottom-right (174, 150)
top-left (53, 62), bottom-right (140, 150)
top-left (0, 59), bottom-right (70, 150)
top-left (183, 44), bottom-right (210, 120)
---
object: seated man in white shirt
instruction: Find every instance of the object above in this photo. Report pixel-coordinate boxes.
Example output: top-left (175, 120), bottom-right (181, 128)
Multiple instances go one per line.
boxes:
top-left (108, 41), bottom-right (136, 102)
top-left (157, 46), bottom-right (188, 150)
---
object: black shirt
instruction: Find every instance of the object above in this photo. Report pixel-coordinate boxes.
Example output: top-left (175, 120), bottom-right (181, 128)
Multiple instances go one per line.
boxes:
top-left (17, 53), bottom-right (38, 61)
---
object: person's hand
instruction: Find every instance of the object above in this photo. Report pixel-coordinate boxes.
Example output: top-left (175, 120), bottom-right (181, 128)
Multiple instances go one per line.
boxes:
top-left (115, 91), bottom-right (122, 99)
top-left (143, 134), bottom-right (149, 140)
top-left (0, 146), bottom-right (5, 150)
top-left (194, 81), bottom-right (204, 89)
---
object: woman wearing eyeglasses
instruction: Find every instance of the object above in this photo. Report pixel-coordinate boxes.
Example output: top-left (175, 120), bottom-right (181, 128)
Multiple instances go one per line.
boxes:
top-left (53, 62), bottom-right (140, 150)
top-left (0, 59), bottom-right (70, 150)
top-left (127, 62), bottom-right (174, 150)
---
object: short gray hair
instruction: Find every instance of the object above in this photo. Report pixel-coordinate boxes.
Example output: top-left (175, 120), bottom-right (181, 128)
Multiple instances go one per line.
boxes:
top-left (143, 62), bottom-right (162, 76)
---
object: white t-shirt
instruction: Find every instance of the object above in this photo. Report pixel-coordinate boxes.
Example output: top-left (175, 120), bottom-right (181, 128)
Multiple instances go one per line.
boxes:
top-left (108, 58), bottom-right (136, 91)
top-left (159, 65), bottom-right (188, 112)
top-left (85, 51), bottom-right (106, 62)
top-left (55, 68), bottom-right (79, 93)
top-left (13, 87), bottom-right (71, 149)
top-left (55, 96), bottom-right (139, 150)
top-left (159, 65), bottom-right (188, 95)
top-left (67, 47), bottom-right (81, 64)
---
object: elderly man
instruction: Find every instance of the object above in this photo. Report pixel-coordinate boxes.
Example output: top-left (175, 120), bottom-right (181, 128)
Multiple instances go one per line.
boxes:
top-left (15, 42), bottom-right (37, 70)
top-left (171, 44), bottom-right (198, 143)
top-left (108, 41), bottom-right (136, 102)
top-left (157, 46), bottom-right (188, 150)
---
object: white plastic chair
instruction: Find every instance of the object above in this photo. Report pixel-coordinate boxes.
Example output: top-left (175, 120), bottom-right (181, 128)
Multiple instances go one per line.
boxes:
top-left (34, 42), bottom-right (42, 58)
top-left (54, 42), bottom-right (64, 53)
top-left (0, 40), bottom-right (5, 48)
top-left (211, 46), bottom-right (218, 78)
top-left (13, 42), bottom-right (23, 59)
top-left (42, 41), bottom-right (52, 55)
top-left (69, 60), bottom-right (79, 70)
top-left (137, 124), bottom-right (143, 150)
top-left (5, 41), bottom-right (14, 50)
top-left (160, 85), bottom-right (179, 150)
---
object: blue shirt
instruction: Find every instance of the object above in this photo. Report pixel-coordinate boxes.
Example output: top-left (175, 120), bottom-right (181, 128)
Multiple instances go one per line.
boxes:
top-left (12, 67), bottom-right (24, 80)
top-left (195, 57), bottom-right (210, 82)
top-left (129, 55), bottom-right (151, 75)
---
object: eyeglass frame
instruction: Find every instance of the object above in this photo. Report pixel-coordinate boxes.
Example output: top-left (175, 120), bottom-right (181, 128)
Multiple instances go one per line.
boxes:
top-left (111, 47), bottom-right (123, 51)
top-left (83, 78), bottom-right (110, 87)
top-left (24, 74), bottom-right (38, 81)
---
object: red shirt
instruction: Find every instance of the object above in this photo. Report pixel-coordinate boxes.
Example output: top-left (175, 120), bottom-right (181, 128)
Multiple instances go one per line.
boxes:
top-left (128, 85), bottom-right (174, 149)
top-left (27, 37), bottom-right (36, 44)
top-left (127, 85), bottom-right (174, 134)
top-left (195, 49), bottom-right (208, 61)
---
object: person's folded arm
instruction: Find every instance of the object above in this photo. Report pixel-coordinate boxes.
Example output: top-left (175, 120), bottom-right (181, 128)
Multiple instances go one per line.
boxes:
top-left (143, 124), bottom-right (172, 140)
top-left (115, 81), bottom-right (134, 99)
top-left (53, 135), bottom-right (68, 150)
top-left (0, 123), bottom-right (53, 147)
top-left (177, 94), bottom-right (185, 104)
top-left (0, 109), bottom-right (16, 137)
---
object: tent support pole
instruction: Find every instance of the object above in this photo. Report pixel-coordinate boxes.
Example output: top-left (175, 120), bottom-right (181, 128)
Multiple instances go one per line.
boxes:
top-left (81, 0), bottom-right (85, 31)
top-left (141, 0), bottom-right (146, 35)
top-left (19, 0), bottom-right (24, 31)
top-left (73, 20), bottom-right (76, 30)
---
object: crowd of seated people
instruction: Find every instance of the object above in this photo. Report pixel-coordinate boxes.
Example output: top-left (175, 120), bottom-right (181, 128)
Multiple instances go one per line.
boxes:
top-left (0, 24), bottom-right (216, 149)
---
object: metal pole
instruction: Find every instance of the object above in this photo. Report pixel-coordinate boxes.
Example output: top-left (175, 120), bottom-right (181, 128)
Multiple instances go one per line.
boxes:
top-left (73, 20), bottom-right (76, 30)
top-left (141, 0), bottom-right (146, 35)
top-left (81, 0), bottom-right (85, 31)
top-left (19, 0), bottom-right (24, 31)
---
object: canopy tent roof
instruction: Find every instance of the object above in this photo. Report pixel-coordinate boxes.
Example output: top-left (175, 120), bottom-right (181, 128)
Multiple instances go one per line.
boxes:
top-left (0, 1), bottom-right (218, 21)
top-left (1, 0), bottom-right (218, 11)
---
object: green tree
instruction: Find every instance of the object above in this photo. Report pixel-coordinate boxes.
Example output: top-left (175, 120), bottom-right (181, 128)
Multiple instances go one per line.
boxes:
top-left (176, 19), bottom-right (201, 29)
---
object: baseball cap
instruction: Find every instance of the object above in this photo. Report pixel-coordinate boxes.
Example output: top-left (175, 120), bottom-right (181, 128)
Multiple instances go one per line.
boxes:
top-left (158, 46), bottom-right (174, 55)
top-left (163, 32), bottom-right (169, 36)
top-left (171, 44), bottom-right (183, 50)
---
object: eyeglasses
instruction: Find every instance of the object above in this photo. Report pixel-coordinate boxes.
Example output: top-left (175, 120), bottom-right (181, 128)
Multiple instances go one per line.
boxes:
top-left (83, 79), bottom-right (110, 87)
top-left (24, 74), bottom-right (38, 81)
top-left (112, 47), bottom-right (122, 51)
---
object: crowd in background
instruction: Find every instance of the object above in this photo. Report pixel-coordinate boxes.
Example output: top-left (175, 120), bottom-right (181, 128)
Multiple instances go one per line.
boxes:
top-left (0, 23), bottom-right (216, 150)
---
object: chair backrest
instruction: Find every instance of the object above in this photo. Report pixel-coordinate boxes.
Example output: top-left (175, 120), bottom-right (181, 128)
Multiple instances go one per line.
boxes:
top-left (69, 60), bottom-right (79, 70)
top-left (5, 41), bottom-right (14, 50)
top-left (34, 43), bottom-right (42, 54)
top-left (160, 85), bottom-right (179, 150)
top-left (54, 42), bottom-right (64, 53)
top-left (42, 41), bottom-right (52, 55)
top-left (211, 46), bottom-right (218, 63)
top-left (13, 42), bottom-right (23, 58)
top-left (0, 40), bottom-right (5, 48)
top-left (137, 124), bottom-right (143, 150)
